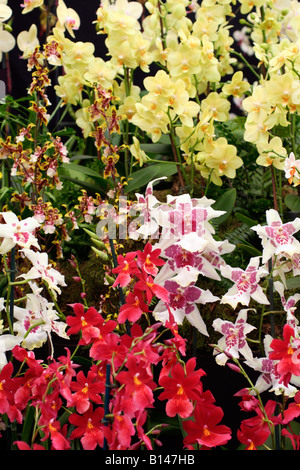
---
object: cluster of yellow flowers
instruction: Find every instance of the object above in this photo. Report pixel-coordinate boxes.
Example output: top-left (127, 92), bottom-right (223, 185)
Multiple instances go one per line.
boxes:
top-left (7, 0), bottom-right (300, 190)
top-left (241, 0), bottom-right (300, 174)
top-left (94, 0), bottom-right (245, 184)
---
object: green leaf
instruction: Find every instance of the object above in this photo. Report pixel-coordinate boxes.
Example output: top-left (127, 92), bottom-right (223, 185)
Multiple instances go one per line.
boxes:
top-left (83, 228), bottom-right (99, 239)
top-left (285, 194), bottom-right (300, 212)
top-left (212, 188), bottom-right (237, 225)
top-left (236, 243), bottom-right (262, 257)
top-left (0, 186), bottom-right (14, 201)
top-left (235, 212), bottom-right (258, 227)
top-left (140, 143), bottom-right (172, 155)
top-left (58, 163), bottom-right (112, 193)
top-left (124, 162), bottom-right (178, 194)
top-left (286, 276), bottom-right (300, 290)
top-left (21, 405), bottom-right (35, 444)
top-left (70, 154), bottom-right (97, 161)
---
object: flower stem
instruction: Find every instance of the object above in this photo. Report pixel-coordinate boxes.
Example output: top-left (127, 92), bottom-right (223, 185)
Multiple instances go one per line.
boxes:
top-left (270, 166), bottom-right (278, 212)
top-left (230, 50), bottom-right (261, 80)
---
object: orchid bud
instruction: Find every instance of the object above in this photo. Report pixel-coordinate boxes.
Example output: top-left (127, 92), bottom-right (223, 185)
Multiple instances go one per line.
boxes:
top-left (105, 274), bottom-right (115, 285)
top-left (223, 349), bottom-right (234, 360)
top-left (226, 362), bottom-right (241, 373)
top-left (68, 257), bottom-right (77, 268)
top-left (83, 228), bottom-right (100, 240)
top-left (72, 276), bottom-right (81, 282)
top-left (4, 24), bottom-right (12, 32)
top-left (92, 238), bottom-right (107, 250)
top-left (92, 246), bottom-right (109, 261)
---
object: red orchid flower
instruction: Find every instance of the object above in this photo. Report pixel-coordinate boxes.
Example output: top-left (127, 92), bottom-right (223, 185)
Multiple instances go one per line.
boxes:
top-left (112, 251), bottom-right (140, 287)
top-left (118, 289), bottom-right (149, 323)
top-left (69, 406), bottom-right (104, 450)
top-left (136, 242), bottom-right (165, 276)
top-left (269, 324), bottom-right (300, 386)
top-left (158, 357), bottom-right (205, 418)
top-left (183, 402), bottom-right (232, 449)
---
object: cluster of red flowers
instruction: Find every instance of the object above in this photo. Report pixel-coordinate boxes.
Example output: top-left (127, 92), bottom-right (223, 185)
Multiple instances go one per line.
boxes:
top-left (112, 242), bottom-right (169, 323)
top-left (225, 322), bottom-right (300, 451)
top-left (0, 308), bottom-right (231, 450)
top-left (0, 243), bottom-right (233, 450)
top-left (1, 237), bottom-right (300, 451)
top-left (269, 324), bottom-right (300, 387)
top-left (235, 390), bottom-right (300, 450)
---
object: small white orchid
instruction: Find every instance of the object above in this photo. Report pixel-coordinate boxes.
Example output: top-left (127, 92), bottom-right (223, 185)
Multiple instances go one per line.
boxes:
top-left (233, 27), bottom-right (254, 56)
top-left (14, 292), bottom-right (68, 353)
top-left (220, 256), bottom-right (269, 309)
top-left (128, 177), bottom-right (165, 239)
top-left (0, 5), bottom-right (16, 62)
top-left (252, 209), bottom-right (300, 264)
top-left (245, 335), bottom-right (300, 397)
top-left (19, 248), bottom-right (66, 295)
top-left (0, 212), bottom-right (40, 254)
top-left (212, 309), bottom-right (256, 366)
top-left (284, 152), bottom-right (300, 186)
top-left (0, 2), bottom-right (12, 22)
top-left (274, 281), bottom-right (300, 329)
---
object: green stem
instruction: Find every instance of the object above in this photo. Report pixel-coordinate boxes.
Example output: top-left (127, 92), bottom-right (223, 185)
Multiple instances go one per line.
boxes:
top-left (230, 50), bottom-right (261, 80)
top-left (3, 253), bottom-right (14, 334)
top-left (123, 65), bottom-right (131, 178)
top-left (167, 109), bottom-right (189, 189)
top-left (260, 6), bottom-right (268, 44)
top-left (158, 0), bottom-right (168, 49)
top-left (258, 304), bottom-right (265, 355)
top-left (231, 355), bottom-right (278, 449)
top-left (150, 159), bottom-right (181, 165)
top-left (270, 166), bottom-right (278, 212)
top-left (204, 169), bottom-right (213, 196)
top-left (44, 281), bottom-right (66, 320)
top-left (23, 320), bottom-right (45, 339)
top-left (277, 169), bottom-right (283, 217)
top-left (289, 112), bottom-right (296, 155)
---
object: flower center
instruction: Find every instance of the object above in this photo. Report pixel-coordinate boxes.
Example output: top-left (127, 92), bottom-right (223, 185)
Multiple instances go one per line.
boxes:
top-left (202, 425), bottom-right (211, 437)
top-left (134, 374), bottom-right (142, 386)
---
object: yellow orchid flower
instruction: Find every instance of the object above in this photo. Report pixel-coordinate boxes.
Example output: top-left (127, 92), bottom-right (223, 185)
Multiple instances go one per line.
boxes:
top-left (256, 136), bottom-right (287, 170)
top-left (56, 0), bottom-right (80, 38)
top-left (130, 137), bottom-right (150, 167)
top-left (20, 0), bottom-right (44, 15)
top-left (222, 71), bottom-right (250, 98)
top-left (201, 92), bottom-right (230, 122)
top-left (17, 24), bottom-right (39, 59)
